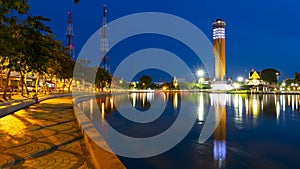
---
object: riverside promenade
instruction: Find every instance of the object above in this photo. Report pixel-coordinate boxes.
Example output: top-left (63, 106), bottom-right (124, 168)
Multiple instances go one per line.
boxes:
top-left (0, 96), bottom-right (96, 168)
top-left (0, 94), bottom-right (126, 169)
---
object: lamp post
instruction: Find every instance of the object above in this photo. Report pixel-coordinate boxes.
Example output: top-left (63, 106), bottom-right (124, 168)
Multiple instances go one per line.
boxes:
top-left (276, 72), bottom-right (279, 87)
top-left (197, 69), bottom-right (205, 77)
top-left (237, 76), bottom-right (244, 83)
top-left (197, 69), bottom-right (205, 89)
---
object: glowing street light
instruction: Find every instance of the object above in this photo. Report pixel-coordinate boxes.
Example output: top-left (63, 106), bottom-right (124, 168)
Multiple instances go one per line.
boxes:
top-left (237, 76), bottom-right (244, 83)
top-left (197, 69), bottom-right (205, 77)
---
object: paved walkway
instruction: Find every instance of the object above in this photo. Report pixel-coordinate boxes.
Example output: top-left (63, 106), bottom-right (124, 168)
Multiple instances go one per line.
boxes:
top-left (0, 97), bottom-right (95, 168)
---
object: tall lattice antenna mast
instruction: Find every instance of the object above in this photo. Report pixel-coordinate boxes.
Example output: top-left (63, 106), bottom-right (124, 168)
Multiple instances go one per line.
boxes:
top-left (66, 11), bottom-right (75, 58)
top-left (100, 5), bottom-right (110, 73)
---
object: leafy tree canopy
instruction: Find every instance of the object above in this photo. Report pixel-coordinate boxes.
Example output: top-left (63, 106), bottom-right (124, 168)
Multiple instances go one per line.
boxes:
top-left (260, 68), bottom-right (280, 84)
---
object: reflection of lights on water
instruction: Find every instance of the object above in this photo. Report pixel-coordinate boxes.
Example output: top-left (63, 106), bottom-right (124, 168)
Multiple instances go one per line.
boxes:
top-left (210, 94), bottom-right (213, 106)
top-left (288, 95), bottom-right (291, 106)
top-left (226, 94), bottom-right (231, 107)
top-left (252, 98), bottom-right (259, 118)
top-left (261, 98), bottom-right (264, 111)
top-left (210, 94), bottom-right (226, 107)
top-left (213, 140), bottom-right (226, 161)
top-left (245, 97), bottom-right (249, 116)
top-left (239, 96), bottom-right (243, 117)
top-left (276, 100), bottom-right (280, 120)
top-left (198, 93), bottom-right (204, 122)
top-left (105, 97), bottom-right (110, 110)
top-left (280, 95), bottom-right (283, 107)
top-left (110, 97), bottom-right (114, 110)
top-left (282, 95), bottom-right (286, 112)
top-left (147, 92), bottom-right (154, 102)
top-left (90, 99), bottom-right (93, 119)
top-left (234, 95), bottom-right (243, 123)
top-left (130, 92), bottom-right (154, 108)
top-left (101, 102), bottom-right (105, 117)
top-left (162, 92), bottom-right (166, 102)
top-left (132, 92), bottom-right (136, 107)
top-left (173, 92), bottom-right (178, 109)
top-left (292, 95), bottom-right (295, 111)
top-left (142, 93), bottom-right (146, 107)
top-left (234, 95), bottom-right (238, 109)
top-left (296, 95), bottom-right (299, 110)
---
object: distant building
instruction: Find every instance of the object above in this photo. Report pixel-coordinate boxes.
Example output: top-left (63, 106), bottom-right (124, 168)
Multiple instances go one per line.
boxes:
top-left (247, 70), bottom-right (262, 85)
top-left (211, 19), bottom-right (227, 90)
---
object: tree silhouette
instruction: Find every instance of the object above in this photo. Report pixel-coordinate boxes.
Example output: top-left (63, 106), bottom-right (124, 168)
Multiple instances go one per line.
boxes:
top-left (260, 68), bottom-right (280, 84)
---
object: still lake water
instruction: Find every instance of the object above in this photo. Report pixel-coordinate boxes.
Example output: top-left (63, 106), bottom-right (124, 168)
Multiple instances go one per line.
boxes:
top-left (80, 92), bottom-right (300, 169)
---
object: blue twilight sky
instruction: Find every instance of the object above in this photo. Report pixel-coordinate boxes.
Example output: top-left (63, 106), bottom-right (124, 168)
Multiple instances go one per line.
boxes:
top-left (28, 0), bottom-right (300, 81)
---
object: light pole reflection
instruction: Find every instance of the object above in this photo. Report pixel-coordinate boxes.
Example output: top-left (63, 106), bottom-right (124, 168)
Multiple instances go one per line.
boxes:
top-left (197, 93), bottom-right (205, 123)
top-left (173, 92), bottom-right (178, 110)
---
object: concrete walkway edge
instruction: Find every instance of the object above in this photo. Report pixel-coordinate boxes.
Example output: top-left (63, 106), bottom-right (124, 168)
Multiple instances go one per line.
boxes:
top-left (73, 94), bottom-right (126, 169)
top-left (0, 93), bottom-right (126, 169)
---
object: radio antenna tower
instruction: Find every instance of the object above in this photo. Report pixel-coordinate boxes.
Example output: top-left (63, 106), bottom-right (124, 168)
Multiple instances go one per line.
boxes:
top-left (100, 5), bottom-right (110, 73)
top-left (66, 11), bottom-right (75, 58)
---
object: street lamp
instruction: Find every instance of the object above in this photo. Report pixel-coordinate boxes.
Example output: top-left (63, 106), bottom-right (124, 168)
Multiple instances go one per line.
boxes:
top-left (197, 69), bottom-right (205, 77)
top-left (237, 76), bottom-right (244, 83)
top-left (197, 69), bottom-right (205, 89)
top-left (276, 72), bottom-right (279, 86)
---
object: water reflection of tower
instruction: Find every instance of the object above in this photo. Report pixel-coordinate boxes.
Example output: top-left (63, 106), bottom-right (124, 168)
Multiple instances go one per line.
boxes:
top-left (213, 19), bottom-right (226, 81)
top-left (213, 94), bottom-right (227, 169)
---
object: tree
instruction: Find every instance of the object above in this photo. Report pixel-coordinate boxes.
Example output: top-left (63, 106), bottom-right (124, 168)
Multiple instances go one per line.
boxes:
top-left (57, 59), bottom-right (75, 92)
top-left (294, 72), bottom-right (299, 83)
top-left (95, 67), bottom-right (111, 91)
top-left (260, 68), bottom-right (280, 84)
top-left (0, 1), bottom-right (69, 98)
top-left (139, 75), bottom-right (152, 89)
top-left (0, 0), bottom-right (30, 99)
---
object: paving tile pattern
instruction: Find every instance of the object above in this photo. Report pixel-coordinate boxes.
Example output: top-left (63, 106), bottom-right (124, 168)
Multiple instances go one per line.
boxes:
top-left (0, 97), bottom-right (95, 169)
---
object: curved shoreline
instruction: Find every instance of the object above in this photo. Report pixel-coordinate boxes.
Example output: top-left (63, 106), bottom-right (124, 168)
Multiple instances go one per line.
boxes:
top-left (73, 93), bottom-right (126, 169)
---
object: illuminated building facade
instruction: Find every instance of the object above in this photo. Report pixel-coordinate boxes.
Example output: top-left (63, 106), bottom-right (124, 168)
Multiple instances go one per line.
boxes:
top-left (213, 19), bottom-right (226, 81)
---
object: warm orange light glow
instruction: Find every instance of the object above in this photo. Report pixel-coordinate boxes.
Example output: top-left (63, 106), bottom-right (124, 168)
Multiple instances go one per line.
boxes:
top-left (0, 115), bottom-right (26, 139)
top-left (110, 97), bottom-right (114, 110)
top-left (252, 98), bottom-right (260, 118)
top-left (132, 92), bottom-right (137, 107)
top-left (101, 102), bottom-right (105, 116)
top-left (173, 92), bottom-right (178, 109)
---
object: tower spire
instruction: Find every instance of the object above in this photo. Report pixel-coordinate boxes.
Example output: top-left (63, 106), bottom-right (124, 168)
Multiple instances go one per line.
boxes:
top-left (100, 5), bottom-right (110, 73)
top-left (66, 11), bottom-right (75, 58)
